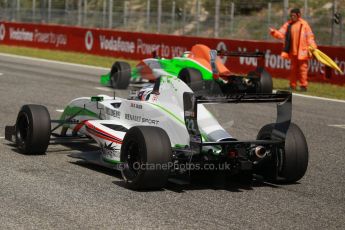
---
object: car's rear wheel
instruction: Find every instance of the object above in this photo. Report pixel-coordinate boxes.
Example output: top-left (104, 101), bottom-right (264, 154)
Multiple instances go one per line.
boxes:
top-left (255, 123), bottom-right (308, 183)
top-left (248, 67), bottom-right (273, 93)
top-left (120, 126), bottom-right (172, 190)
top-left (178, 68), bottom-right (204, 92)
top-left (15, 104), bottom-right (51, 154)
top-left (110, 61), bottom-right (131, 89)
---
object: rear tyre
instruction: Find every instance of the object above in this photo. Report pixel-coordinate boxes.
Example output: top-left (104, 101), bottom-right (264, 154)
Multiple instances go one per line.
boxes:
top-left (257, 67), bottom-right (273, 93)
top-left (110, 61), bottom-right (131, 89)
top-left (178, 68), bottom-right (204, 92)
top-left (15, 104), bottom-right (51, 154)
top-left (255, 123), bottom-right (308, 183)
top-left (248, 67), bottom-right (273, 93)
top-left (120, 126), bottom-right (172, 190)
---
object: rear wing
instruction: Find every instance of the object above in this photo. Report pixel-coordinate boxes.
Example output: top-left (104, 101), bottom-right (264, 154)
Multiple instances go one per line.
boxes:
top-left (210, 49), bottom-right (265, 75)
top-left (216, 50), bottom-right (265, 58)
top-left (183, 91), bottom-right (292, 153)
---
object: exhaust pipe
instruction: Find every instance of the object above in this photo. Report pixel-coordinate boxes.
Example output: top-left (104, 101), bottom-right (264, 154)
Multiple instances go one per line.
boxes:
top-left (254, 146), bottom-right (267, 159)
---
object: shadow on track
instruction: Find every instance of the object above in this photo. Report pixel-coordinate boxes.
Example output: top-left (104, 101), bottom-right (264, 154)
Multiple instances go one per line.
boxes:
top-left (4, 142), bottom-right (296, 192)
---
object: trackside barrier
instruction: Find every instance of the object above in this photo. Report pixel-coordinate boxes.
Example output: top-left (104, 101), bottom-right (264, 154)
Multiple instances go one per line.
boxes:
top-left (0, 21), bottom-right (344, 85)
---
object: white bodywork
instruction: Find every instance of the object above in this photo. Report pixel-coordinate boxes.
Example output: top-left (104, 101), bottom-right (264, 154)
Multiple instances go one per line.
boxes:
top-left (61, 77), bottom-right (232, 163)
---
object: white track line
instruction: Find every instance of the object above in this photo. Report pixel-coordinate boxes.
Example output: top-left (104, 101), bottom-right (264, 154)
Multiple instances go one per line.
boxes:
top-left (94, 87), bottom-right (114, 92)
top-left (0, 52), bottom-right (108, 70)
top-left (0, 137), bottom-right (5, 139)
top-left (292, 93), bottom-right (345, 103)
top-left (328, 124), bottom-right (345, 129)
top-left (56, 109), bottom-right (64, 113)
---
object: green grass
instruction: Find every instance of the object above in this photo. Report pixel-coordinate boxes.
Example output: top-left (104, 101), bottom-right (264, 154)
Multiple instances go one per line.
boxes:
top-left (273, 78), bottom-right (345, 100)
top-left (0, 45), bottom-right (137, 68)
top-left (0, 44), bottom-right (344, 100)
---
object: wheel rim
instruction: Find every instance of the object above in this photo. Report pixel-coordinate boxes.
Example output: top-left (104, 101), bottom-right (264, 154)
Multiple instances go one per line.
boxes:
top-left (262, 133), bottom-right (285, 175)
top-left (111, 68), bottom-right (120, 88)
top-left (16, 113), bottom-right (29, 147)
top-left (123, 140), bottom-right (142, 180)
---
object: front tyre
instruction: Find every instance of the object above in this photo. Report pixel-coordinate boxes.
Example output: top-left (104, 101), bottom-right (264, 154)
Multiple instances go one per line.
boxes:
top-left (15, 104), bottom-right (51, 154)
top-left (110, 61), bottom-right (131, 89)
top-left (120, 126), bottom-right (172, 190)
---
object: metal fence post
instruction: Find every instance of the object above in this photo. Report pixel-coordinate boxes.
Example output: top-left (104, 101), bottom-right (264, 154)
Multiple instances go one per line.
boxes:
top-left (230, 2), bottom-right (234, 36)
top-left (124, 1), bottom-right (128, 27)
top-left (32, 0), bottom-right (36, 22)
top-left (78, 0), bottom-right (82, 26)
top-left (65, 0), bottom-right (68, 25)
top-left (331, 0), bottom-right (336, 45)
top-left (196, 0), bottom-right (200, 36)
top-left (4, 0), bottom-right (7, 20)
top-left (157, 0), bottom-right (162, 33)
top-left (102, 0), bottom-right (106, 28)
top-left (11, 0), bottom-right (15, 21)
top-left (48, 0), bottom-right (51, 23)
top-left (267, 2), bottom-right (271, 39)
top-left (182, 6), bottom-right (186, 34)
top-left (40, 0), bottom-right (47, 23)
top-left (83, 0), bottom-right (87, 26)
top-left (304, 0), bottom-right (308, 19)
top-left (171, 1), bottom-right (176, 32)
top-left (108, 0), bottom-right (112, 28)
top-left (215, 0), bottom-right (220, 37)
top-left (16, 0), bottom-right (20, 21)
top-left (146, 0), bottom-right (150, 28)
top-left (283, 0), bottom-right (289, 22)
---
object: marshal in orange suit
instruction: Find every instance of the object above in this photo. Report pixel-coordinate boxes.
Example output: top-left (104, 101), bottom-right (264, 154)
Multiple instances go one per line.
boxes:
top-left (270, 8), bottom-right (317, 91)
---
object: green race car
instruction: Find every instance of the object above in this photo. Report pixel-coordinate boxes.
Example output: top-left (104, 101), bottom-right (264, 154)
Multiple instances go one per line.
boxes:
top-left (100, 44), bottom-right (273, 94)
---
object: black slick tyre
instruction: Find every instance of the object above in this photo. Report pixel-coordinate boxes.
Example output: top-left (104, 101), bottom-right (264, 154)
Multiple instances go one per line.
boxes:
top-left (178, 68), bottom-right (204, 92)
top-left (255, 123), bottom-right (308, 183)
top-left (120, 126), bottom-right (172, 190)
top-left (110, 61), bottom-right (131, 89)
top-left (15, 104), bottom-right (51, 154)
top-left (249, 67), bottom-right (273, 93)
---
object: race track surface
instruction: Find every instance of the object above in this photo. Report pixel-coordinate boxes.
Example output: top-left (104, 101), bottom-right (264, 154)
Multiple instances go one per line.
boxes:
top-left (0, 54), bottom-right (344, 229)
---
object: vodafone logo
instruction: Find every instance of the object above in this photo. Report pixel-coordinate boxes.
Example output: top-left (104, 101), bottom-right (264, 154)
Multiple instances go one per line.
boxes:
top-left (216, 42), bottom-right (227, 63)
top-left (85, 31), bottom-right (94, 51)
top-left (0, 24), bottom-right (6, 41)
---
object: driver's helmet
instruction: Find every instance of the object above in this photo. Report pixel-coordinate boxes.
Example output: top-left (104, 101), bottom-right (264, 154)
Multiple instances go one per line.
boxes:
top-left (137, 86), bottom-right (153, 101)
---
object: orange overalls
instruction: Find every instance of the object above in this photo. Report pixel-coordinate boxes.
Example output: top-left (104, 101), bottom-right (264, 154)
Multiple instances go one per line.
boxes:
top-left (271, 18), bottom-right (317, 88)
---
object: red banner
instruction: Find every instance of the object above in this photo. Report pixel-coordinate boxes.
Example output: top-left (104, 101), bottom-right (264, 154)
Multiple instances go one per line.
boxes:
top-left (1, 21), bottom-right (344, 85)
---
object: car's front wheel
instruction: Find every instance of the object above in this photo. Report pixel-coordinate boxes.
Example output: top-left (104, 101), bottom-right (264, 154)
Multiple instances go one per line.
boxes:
top-left (15, 104), bottom-right (51, 154)
top-left (120, 126), bottom-right (172, 190)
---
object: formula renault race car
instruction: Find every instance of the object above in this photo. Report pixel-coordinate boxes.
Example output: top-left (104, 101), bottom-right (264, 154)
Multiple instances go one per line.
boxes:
top-left (100, 44), bottom-right (273, 94)
top-left (5, 77), bottom-right (308, 190)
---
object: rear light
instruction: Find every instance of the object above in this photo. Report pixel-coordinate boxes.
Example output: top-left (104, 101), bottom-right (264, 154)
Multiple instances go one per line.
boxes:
top-left (227, 149), bottom-right (238, 158)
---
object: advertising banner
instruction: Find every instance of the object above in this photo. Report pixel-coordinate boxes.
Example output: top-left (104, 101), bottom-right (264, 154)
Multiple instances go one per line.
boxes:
top-left (1, 21), bottom-right (344, 85)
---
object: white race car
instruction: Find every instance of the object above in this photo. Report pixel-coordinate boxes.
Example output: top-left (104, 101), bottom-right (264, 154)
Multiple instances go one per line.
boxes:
top-left (5, 77), bottom-right (308, 190)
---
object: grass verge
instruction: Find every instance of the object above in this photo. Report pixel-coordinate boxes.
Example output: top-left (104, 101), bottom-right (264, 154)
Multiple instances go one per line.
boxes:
top-left (0, 45), bottom-right (344, 100)
top-left (0, 45), bottom-right (137, 67)
top-left (273, 78), bottom-right (345, 100)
